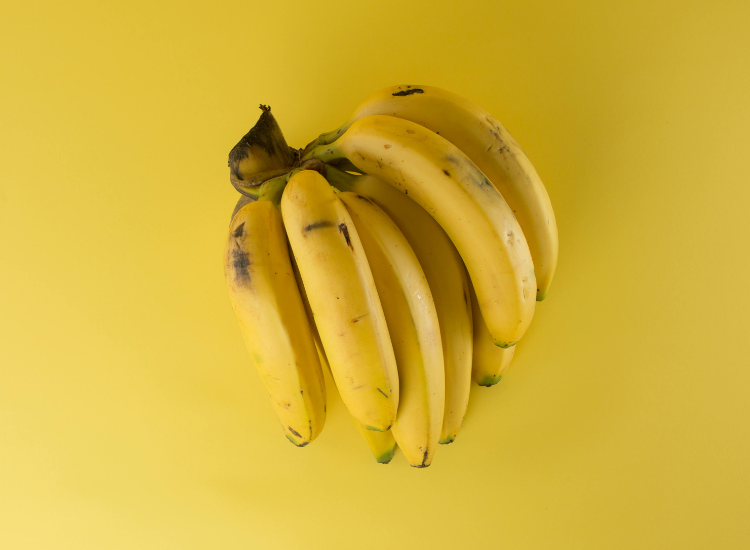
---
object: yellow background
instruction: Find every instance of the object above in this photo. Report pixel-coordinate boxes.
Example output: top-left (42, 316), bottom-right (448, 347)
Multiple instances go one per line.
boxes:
top-left (2, 0), bottom-right (749, 548)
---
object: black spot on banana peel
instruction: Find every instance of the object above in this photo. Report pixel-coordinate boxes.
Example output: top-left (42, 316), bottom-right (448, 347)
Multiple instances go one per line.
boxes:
top-left (232, 222), bottom-right (245, 238)
top-left (392, 87), bottom-right (424, 97)
top-left (376, 388), bottom-right (388, 398)
top-left (228, 104), bottom-right (298, 191)
top-left (412, 449), bottom-right (430, 468)
top-left (231, 247), bottom-right (251, 285)
top-left (303, 220), bottom-right (334, 233)
top-left (338, 223), bottom-right (353, 249)
top-left (288, 426), bottom-right (303, 438)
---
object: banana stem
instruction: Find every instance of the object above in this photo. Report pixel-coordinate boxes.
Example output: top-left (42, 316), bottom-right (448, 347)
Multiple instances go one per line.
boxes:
top-left (257, 174), bottom-right (288, 206)
top-left (257, 164), bottom-right (328, 205)
top-left (300, 122), bottom-right (351, 158)
top-left (301, 142), bottom-right (345, 164)
top-left (318, 123), bottom-right (350, 146)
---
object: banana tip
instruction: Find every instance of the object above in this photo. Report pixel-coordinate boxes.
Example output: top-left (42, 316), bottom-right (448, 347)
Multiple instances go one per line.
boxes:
top-left (377, 450), bottom-right (396, 464)
top-left (477, 375), bottom-right (501, 387)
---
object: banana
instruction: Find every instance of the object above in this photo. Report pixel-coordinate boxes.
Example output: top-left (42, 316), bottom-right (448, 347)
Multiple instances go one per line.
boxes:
top-left (305, 115), bottom-right (536, 348)
top-left (326, 166), bottom-right (472, 445)
top-left (225, 181), bottom-right (326, 446)
top-left (281, 169), bottom-right (399, 432)
top-left (470, 284), bottom-right (515, 386)
top-left (310, 85), bottom-right (557, 301)
top-left (292, 249), bottom-right (395, 463)
top-left (339, 191), bottom-right (444, 468)
top-left (229, 104), bottom-right (299, 195)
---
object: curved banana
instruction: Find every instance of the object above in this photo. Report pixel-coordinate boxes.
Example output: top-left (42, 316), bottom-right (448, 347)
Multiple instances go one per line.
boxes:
top-left (470, 284), bottom-right (515, 386)
top-left (292, 252), bottom-right (395, 463)
top-left (312, 85), bottom-right (557, 301)
top-left (281, 170), bottom-right (398, 432)
top-left (225, 195), bottom-right (326, 446)
top-left (339, 192), bottom-right (444, 468)
top-left (306, 115), bottom-right (536, 348)
top-left (327, 166), bottom-right (472, 445)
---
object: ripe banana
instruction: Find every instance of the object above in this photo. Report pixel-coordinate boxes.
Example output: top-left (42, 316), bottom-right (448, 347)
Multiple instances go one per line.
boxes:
top-left (281, 170), bottom-right (399, 432)
top-left (470, 284), bottom-right (515, 386)
top-left (326, 166), bottom-right (472, 445)
top-left (339, 191), bottom-right (444, 467)
top-left (293, 250), bottom-right (395, 463)
top-left (305, 115), bottom-right (536, 348)
top-left (311, 85), bottom-right (557, 301)
top-left (225, 192), bottom-right (326, 446)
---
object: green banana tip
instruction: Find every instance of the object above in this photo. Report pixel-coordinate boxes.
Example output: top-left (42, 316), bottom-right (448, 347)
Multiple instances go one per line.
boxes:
top-left (285, 434), bottom-right (310, 447)
top-left (477, 375), bottom-right (501, 387)
top-left (364, 424), bottom-right (391, 432)
top-left (376, 448), bottom-right (396, 464)
top-left (494, 340), bottom-right (516, 349)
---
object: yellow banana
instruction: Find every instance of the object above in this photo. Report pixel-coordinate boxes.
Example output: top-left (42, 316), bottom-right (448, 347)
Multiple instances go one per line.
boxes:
top-left (470, 284), bottom-right (515, 386)
top-left (225, 186), bottom-right (326, 446)
top-left (311, 85), bottom-right (557, 301)
top-left (281, 170), bottom-right (398, 432)
top-left (326, 166), bottom-right (472, 445)
top-left (339, 192), bottom-right (444, 468)
top-left (292, 250), bottom-right (395, 463)
top-left (305, 115), bottom-right (536, 348)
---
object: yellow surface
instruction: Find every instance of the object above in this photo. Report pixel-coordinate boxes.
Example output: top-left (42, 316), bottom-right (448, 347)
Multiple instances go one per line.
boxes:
top-left (1, 0), bottom-right (748, 548)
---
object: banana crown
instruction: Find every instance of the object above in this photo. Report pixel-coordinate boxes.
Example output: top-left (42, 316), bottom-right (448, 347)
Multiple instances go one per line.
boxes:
top-left (229, 105), bottom-right (300, 193)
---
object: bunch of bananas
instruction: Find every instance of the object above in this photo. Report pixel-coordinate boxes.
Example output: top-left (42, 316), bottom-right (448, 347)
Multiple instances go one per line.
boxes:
top-left (224, 86), bottom-right (558, 467)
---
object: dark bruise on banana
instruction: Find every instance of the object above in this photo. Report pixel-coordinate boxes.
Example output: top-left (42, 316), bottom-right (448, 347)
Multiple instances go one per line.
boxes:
top-left (230, 222), bottom-right (252, 286)
top-left (391, 86), bottom-right (424, 97)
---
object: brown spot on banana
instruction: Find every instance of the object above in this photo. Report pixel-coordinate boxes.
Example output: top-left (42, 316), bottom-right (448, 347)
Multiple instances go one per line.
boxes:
top-left (303, 220), bottom-right (334, 233)
top-left (231, 248), bottom-right (251, 285)
top-left (392, 88), bottom-right (424, 97)
top-left (338, 223), bottom-right (353, 250)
